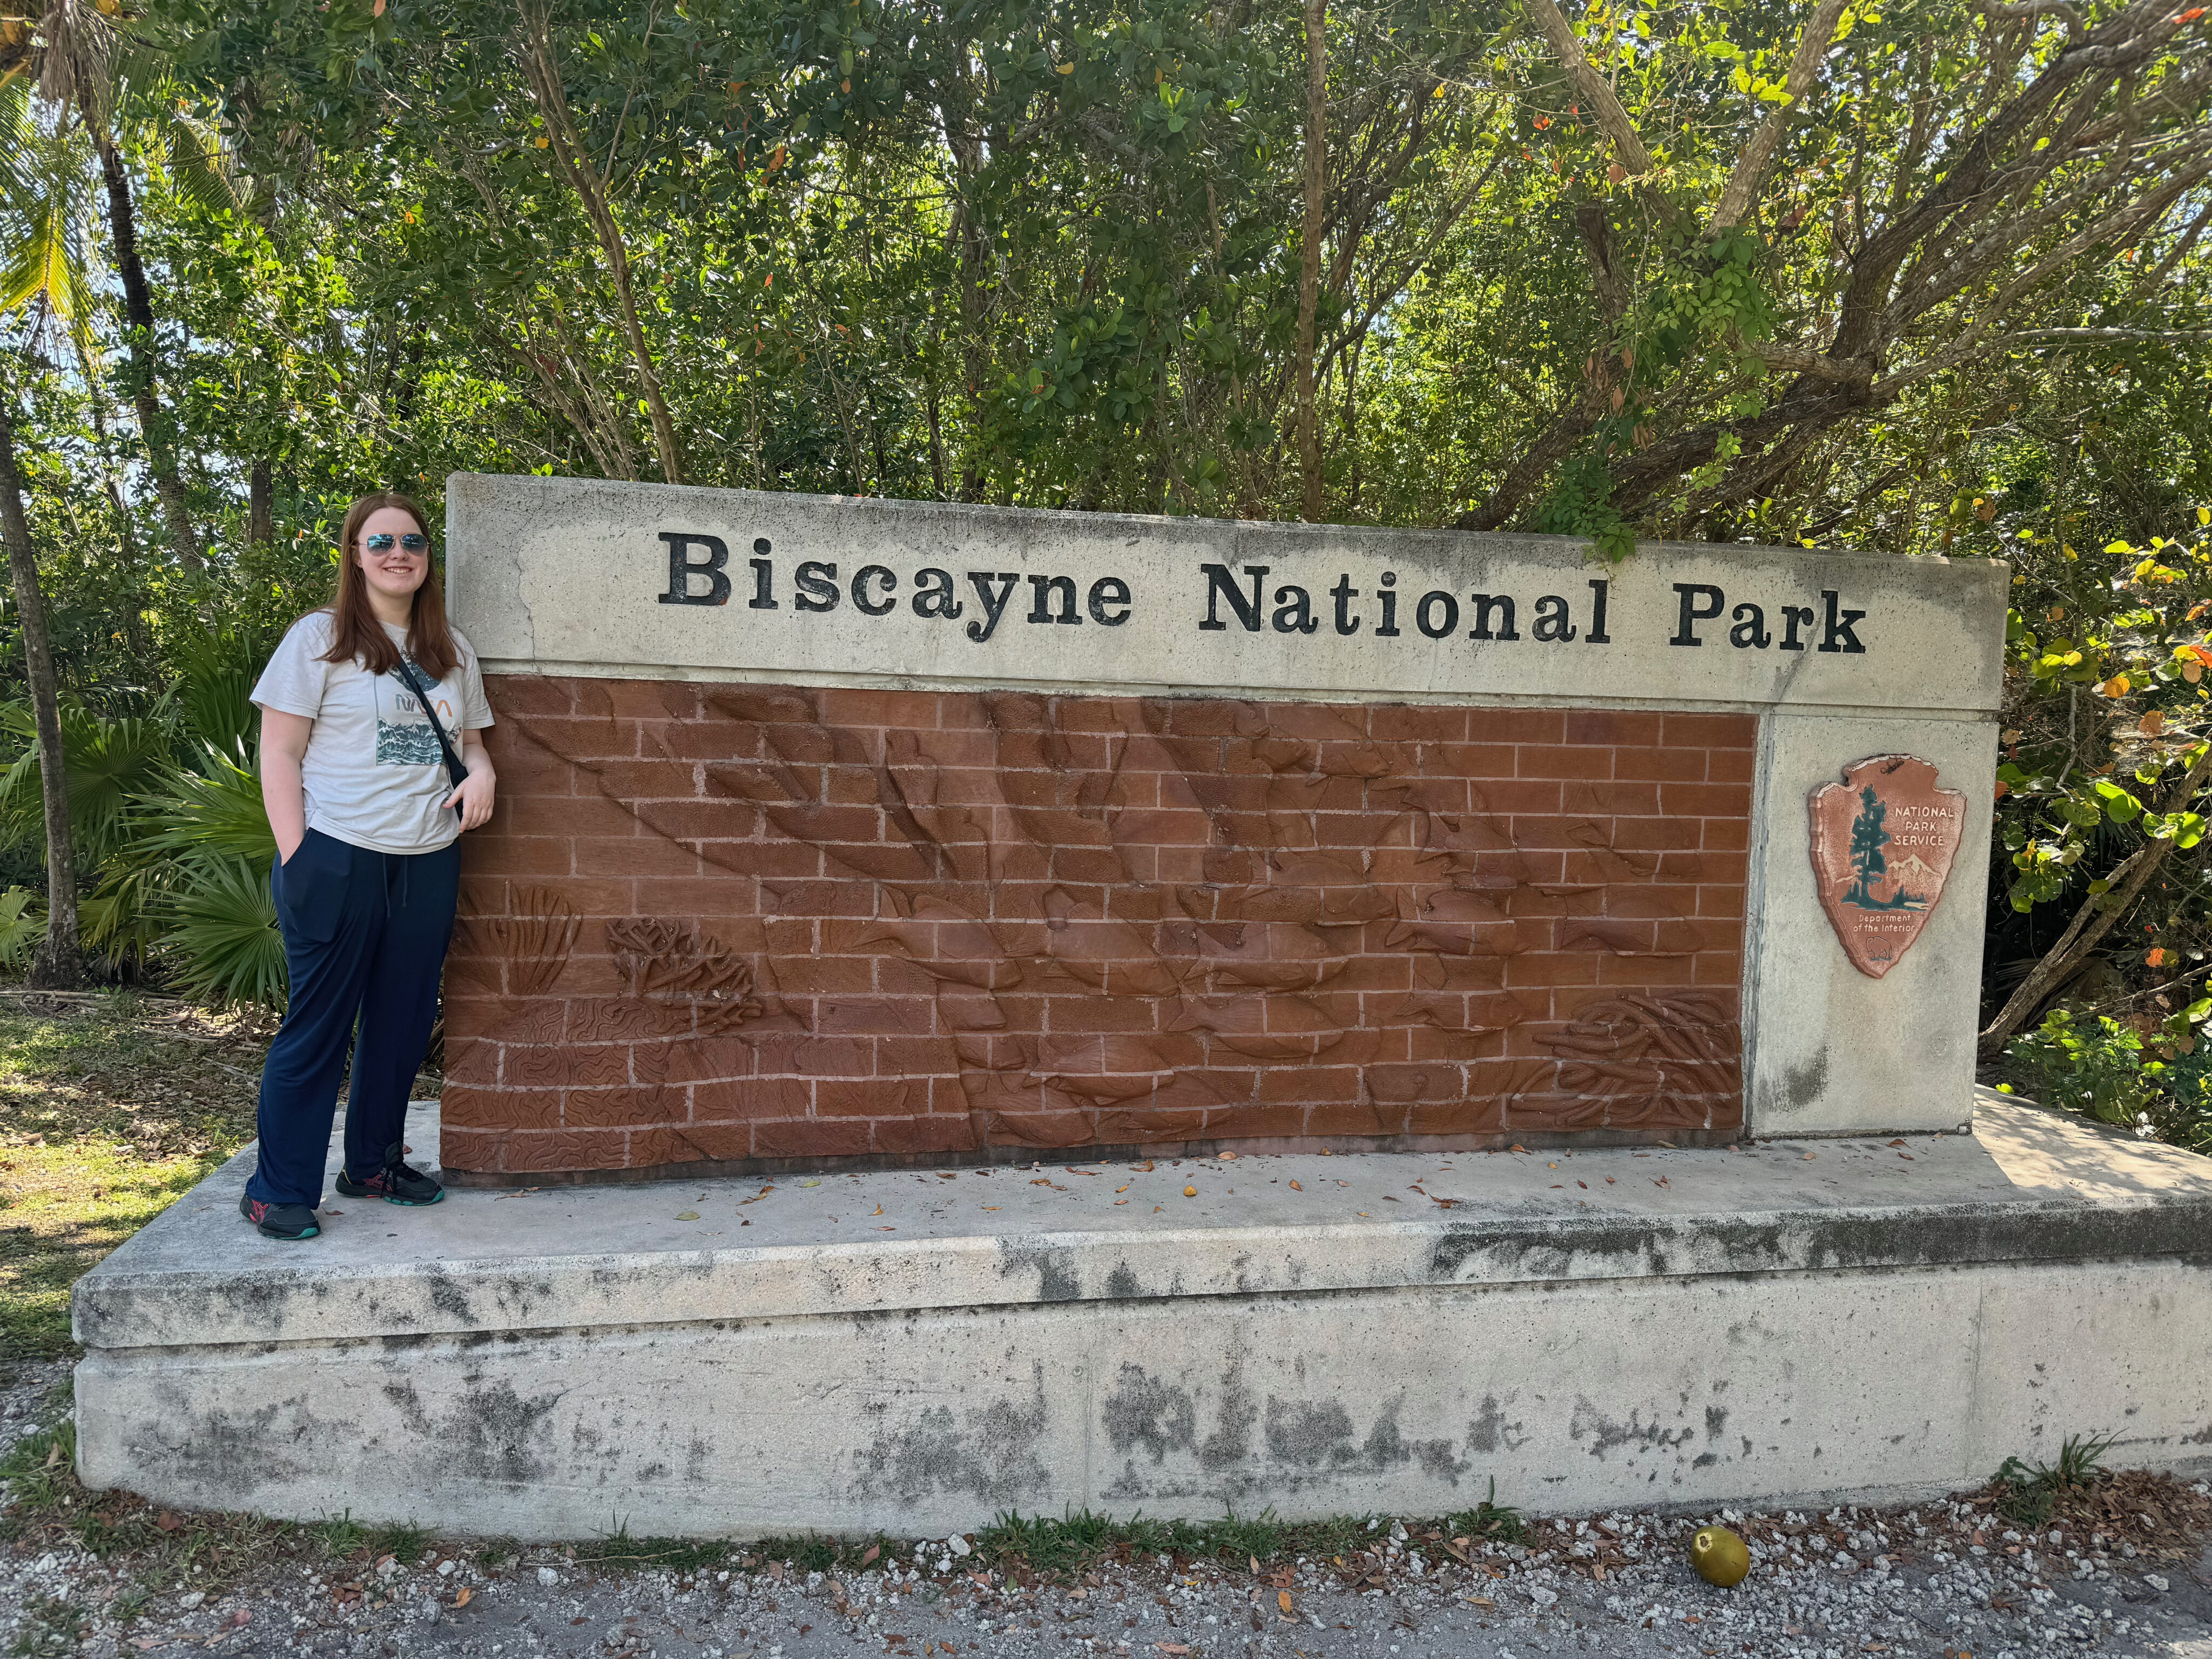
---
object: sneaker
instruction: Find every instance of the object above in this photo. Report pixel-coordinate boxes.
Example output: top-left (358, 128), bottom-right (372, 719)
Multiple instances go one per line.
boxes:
top-left (240, 1193), bottom-right (321, 1240)
top-left (336, 1160), bottom-right (445, 1206)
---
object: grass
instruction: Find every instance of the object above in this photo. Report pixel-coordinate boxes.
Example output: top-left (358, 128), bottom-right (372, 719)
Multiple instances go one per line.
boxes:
top-left (547, 1491), bottom-right (1525, 1586)
top-left (0, 991), bottom-right (268, 1359)
top-left (1992, 1431), bottom-right (2119, 1526)
top-left (626, 1491), bottom-right (1528, 1585)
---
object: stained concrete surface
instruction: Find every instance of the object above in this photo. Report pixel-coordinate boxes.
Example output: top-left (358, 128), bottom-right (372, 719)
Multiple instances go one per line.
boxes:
top-left (69, 1091), bottom-right (2212, 1537)
top-left (73, 1092), bottom-right (2212, 1349)
top-left (12, 1339), bottom-right (2212, 1659)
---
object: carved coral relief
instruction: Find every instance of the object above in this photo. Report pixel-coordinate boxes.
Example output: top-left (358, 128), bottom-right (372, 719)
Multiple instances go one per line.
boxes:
top-left (467, 887), bottom-right (581, 997)
top-left (460, 688), bottom-right (1742, 1161)
top-left (606, 918), bottom-right (765, 1033)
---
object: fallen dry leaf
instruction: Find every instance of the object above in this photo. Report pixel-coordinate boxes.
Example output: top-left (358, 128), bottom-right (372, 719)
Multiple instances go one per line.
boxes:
top-left (1278, 1589), bottom-right (1294, 1615)
top-left (1289, 1179), bottom-right (1303, 1191)
top-left (454, 1588), bottom-right (472, 1608)
top-left (1156, 1647), bottom-right (1192, 1656)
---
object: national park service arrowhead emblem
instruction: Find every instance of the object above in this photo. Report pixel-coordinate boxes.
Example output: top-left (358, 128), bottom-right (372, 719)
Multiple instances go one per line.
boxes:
top-left (1808, 754), bottom-right (1964, 980)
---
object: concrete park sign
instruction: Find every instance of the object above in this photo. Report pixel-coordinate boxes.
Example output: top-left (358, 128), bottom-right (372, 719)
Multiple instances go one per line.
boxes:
top-left (76, 473), bottom-right (2212, 1547)
top-left (435, 473), bottom-right (2007, 1176)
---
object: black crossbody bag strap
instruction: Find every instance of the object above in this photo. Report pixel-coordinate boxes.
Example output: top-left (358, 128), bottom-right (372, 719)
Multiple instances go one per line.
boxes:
top-left (389, 656), bottom-right (469, 811)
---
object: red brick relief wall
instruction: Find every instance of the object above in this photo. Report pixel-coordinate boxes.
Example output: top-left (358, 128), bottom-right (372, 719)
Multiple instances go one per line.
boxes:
top-left (439, 679), bottom-right (1752, 1176)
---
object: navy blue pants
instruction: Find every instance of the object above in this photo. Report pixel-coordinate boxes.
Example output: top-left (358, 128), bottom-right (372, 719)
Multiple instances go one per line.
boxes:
top-left (245, 828), bottom-right (462, 1209)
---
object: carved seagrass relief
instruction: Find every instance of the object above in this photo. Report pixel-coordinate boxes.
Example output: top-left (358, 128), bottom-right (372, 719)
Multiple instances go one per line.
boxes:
top-left (440, 683), bottom-right (1752, 1175)
top-left (1808, 754), bottom-right (1964, 980)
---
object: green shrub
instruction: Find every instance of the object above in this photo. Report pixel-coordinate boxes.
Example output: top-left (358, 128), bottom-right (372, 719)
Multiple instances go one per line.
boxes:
top-left (0, 884), bottom-right (42, 968)
top-left (102, 750), bottom-right (284, 1008)
top-left (2008, 1007), bottom-right (2212, 1153)
top-left (2006, 1010), bottom-right (2159, 1125)
top-left (2139, 1050), bottom-right (2212, 1155)
top-left (160, 855), bottom-right (284, 1010)
top-left (0, 689), bottom-right (286, 1008)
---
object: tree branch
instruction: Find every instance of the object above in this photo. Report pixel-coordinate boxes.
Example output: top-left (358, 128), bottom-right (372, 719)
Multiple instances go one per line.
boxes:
top-left (1979, 740), bottom-right (2212, 1058)
top-left (1519, 0), bottom-right (1694, 235)
top-left (518, 0), bottom-right (684, 487)
top-left (1975, 0), bottom-right (2087, 44)
top-left (1709, 0), bottom-right (1850, 232)
top-left (1453, 387), bottom-right (1604, 530)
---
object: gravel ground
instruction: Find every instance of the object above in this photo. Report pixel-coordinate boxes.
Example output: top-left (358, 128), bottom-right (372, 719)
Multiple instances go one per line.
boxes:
top-left (6, 1364), bottom-right (2210, 1659)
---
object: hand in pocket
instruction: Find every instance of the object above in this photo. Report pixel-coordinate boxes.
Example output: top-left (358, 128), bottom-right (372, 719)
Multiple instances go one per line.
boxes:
top-left (273, 831), bottom-right (349, 944)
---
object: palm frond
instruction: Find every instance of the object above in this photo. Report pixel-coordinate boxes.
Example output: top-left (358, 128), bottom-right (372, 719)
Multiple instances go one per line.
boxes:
top-left (166, 629), bottom-right (270, 755)
top-left (33, 0), bottom-right (116, 129)
top-left (149, 99), bottom-right (236, 216)
top-left (0, 92), bottom-right (100, 361)
top-left (0, 698), bottom-right (179, 865)
top-left (132, 746), bottom-right (275, 866)
top-left (0, 79), bottom-right (36, 215)
top-left (0, 186), bottom-right (70, 313)
top-left (158, 852), bottom-right (285, 1010)
top-left (0, 883), bottom-right (43, 969)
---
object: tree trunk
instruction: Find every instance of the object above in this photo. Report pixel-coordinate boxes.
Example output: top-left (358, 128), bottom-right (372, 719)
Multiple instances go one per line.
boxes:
top-left (1978, 741), bottom-right (2212, 1060)
top-left (89, 125), bottom-right (201, 575)
top-left (70, 323), bottom-right (147, 663)
top-left (0, 387), bottom-right (83, 988)
top-left (1293, 0), bottom-right (1327, 522)
top-left (248, 456), bottom-right (273, 550)
top-left (942, 66), bottom-right (989, 504)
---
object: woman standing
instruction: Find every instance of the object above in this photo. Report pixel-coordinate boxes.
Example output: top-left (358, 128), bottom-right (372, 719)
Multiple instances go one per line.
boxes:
top-left (241, 492), bottom-right (496, 1240)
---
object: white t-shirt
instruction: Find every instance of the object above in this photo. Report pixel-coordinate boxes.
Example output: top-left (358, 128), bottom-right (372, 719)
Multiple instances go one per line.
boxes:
top-left (251, 612), bottom-right (495, 855)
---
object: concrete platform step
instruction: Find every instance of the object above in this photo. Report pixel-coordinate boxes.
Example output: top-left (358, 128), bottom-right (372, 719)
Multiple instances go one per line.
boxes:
top-left (71, 1091), bottom-right (2212, 1538)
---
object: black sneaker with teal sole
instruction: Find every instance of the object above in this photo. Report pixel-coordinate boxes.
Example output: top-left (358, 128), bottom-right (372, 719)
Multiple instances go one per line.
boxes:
top-left (336, 1158), bottom-right (445, 1206)
top-left (240, 1193), bottom-right (321, 1240)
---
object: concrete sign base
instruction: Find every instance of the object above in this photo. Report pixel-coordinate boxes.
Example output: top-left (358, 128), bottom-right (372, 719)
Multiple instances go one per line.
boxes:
top-left (73, 1094), bottom-right (2212, 1537)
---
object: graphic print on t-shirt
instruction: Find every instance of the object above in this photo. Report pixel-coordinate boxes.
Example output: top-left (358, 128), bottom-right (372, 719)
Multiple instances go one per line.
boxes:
top-left (373, 658), bottom-right (457, 766)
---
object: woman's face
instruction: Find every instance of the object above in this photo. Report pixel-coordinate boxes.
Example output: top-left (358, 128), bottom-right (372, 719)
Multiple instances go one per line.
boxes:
top-left (354, 507), bottom-right (431, 606)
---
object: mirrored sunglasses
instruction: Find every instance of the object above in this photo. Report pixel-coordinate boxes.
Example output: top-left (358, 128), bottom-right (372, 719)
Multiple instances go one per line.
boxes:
top-left (365, 532), bottom-right (430, 554)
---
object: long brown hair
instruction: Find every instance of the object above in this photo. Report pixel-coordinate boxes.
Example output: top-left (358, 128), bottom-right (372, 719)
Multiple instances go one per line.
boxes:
top-left (315, 491), bottom-right (461, 680)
